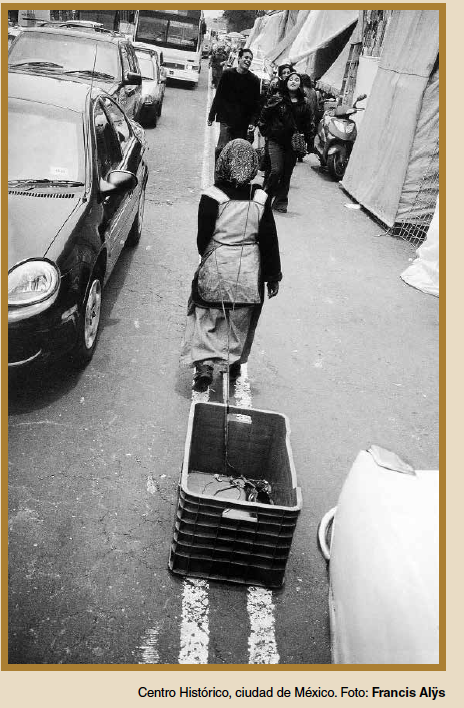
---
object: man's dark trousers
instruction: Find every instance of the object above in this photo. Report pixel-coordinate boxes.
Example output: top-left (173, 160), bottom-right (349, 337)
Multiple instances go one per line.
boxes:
top-left (215, 123), bottom-right (248, 163)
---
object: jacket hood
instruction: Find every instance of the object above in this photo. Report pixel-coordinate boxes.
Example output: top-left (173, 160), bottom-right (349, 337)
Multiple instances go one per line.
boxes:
top-left (8, 191), bottom-right (81, 270)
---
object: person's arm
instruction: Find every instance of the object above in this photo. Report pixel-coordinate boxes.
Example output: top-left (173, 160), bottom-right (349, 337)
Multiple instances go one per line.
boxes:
top-left (197, 195), bottom-right (218, 255)
top-left (208, 69), bottom-right (227, 123)
top-left (257, 195), bottom-right (282, 291)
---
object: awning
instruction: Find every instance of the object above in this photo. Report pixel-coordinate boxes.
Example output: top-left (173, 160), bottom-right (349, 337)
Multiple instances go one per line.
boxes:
top-left (289, 9), bottom-right (358, 64)
top-left (247, 11), bottom-right (287, 56)
top-left (266, 10), bottom-right (311, 64)
top-left (316, 27), bottom-right (356, 96)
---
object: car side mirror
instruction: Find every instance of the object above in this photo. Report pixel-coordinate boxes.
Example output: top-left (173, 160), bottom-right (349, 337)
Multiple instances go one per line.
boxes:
top-left (124, 72), bottom-right (142, 86)
top-left (100, 170), bottom-right (138, 196)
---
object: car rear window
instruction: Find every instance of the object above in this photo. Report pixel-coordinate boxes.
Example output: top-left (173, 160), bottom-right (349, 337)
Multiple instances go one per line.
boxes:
top-left (8, 99), bottom-right (84, 183)
top-left (135, 53), bottom-right (155, 80)
top-left (9, 32), bottom-right (120, 81)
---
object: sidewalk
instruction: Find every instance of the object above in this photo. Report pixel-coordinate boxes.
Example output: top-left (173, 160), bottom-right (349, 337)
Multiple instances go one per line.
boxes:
top-left (252, 150), bottom-right (439, 489)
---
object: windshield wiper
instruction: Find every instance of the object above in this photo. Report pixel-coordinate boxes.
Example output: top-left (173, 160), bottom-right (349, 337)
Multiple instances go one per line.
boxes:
top-left (62, 69), bottom-right (115, 80)
top-left (8, 178), bottom-right (84, 187)
top-left (9, 61), bottom-right (64, 69)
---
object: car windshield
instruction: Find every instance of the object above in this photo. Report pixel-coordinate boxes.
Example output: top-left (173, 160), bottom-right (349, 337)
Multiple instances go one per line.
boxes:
top-left (135, 53), bottom-right (155, 80)
top-left (8, 99), bottom-right (84, 183)
top-left (9, 32), bottom-right (120, 80)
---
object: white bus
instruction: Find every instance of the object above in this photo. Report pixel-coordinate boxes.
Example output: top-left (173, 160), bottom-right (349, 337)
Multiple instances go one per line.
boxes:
top-left (134, 10), bottom-right (206, 87)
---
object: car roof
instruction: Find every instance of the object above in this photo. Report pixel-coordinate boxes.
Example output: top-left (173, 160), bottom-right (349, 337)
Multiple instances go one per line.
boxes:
top-left (8, 70), bottom-right (103, 112)
top-left (133, 41), bottom-right (160, 56)
top-left (15, 26), bottom-right (127, 45)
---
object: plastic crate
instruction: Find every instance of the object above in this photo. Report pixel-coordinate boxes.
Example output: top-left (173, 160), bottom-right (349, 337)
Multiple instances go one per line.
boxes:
top-left (169, 402), bottom-right (302, 588)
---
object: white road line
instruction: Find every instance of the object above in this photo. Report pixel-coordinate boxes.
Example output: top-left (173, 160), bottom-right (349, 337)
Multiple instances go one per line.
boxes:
top-left (201, 67), bottom-right (214, 190)
top-left (233, 363), bottom-right (252, 409)
top-left (235, 369), bottom-right (280, 664)
top-left (181, 71), bottom-right (278, 665)
top-left (179, 578), bottom-right (210, 664)
top-left (177, 89), bottom-right (214, 664)
top-left (137, 626), bottom-right (160, 664)
top-left (247, 586), bottom-right (280, 664)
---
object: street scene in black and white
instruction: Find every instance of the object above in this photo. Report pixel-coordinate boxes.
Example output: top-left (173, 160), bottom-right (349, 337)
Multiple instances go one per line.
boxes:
top-left (7, 9), bottom-right (440, 666)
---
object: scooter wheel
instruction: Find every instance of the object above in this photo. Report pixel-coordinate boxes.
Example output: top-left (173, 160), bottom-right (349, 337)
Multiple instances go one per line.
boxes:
top-left (327, 151), bottom-right (347, 180)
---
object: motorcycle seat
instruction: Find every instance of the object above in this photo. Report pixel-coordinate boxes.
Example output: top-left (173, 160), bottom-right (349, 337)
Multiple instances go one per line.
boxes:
top-left (334, 106), bottom-right (356, 118)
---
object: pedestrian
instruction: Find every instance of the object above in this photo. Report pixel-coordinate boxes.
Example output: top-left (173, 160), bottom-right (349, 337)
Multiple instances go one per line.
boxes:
top-left (277, 63), bottom-right (295, 89)
top-left (300, 74), bottom-right (319, 154)
top-left (207, 48), bottom-right (261, 164)
top-left (209, 42), bottom-right (229, 89)
top-left (181, 139), bottom-right (282, 393)
top-left (258, 71), bottom-right (314, 213)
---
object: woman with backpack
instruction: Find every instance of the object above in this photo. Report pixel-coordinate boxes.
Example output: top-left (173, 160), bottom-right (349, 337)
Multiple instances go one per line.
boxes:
top-left (258, 71), bottom-right (314, 213)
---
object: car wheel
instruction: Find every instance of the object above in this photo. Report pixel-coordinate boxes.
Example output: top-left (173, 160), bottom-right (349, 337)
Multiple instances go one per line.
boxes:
top-left (125, 187), bottom-right (146, 247)
top-left (73, 272), bottom-right (102, 367)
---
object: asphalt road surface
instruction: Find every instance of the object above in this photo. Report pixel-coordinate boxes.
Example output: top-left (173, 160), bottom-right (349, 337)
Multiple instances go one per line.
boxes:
top-left (8, 61), bottom-right (439, 665)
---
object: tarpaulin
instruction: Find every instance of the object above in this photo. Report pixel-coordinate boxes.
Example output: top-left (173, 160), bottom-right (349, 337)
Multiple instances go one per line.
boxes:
top-left (246, 11), bottom-right (287, 57)
top-left (396, 66), bottom-right (439, 223)
top-left (288, 10), bottom-right (358, 64)
top-left (342, 10), bottom-right (439, 227)
top-left (401, 197), bottom-right (439, 297)
top-left (317, 27), bottom-right (356, 97)
top-left (245, 15), bottom-right (267, 51)
top-left (266, 10), bottom-right (311, 64)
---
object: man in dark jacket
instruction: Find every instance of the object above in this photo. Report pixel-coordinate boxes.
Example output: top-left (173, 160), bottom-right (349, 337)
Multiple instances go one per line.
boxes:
top-left (208, 48), bottom-right (261, 163)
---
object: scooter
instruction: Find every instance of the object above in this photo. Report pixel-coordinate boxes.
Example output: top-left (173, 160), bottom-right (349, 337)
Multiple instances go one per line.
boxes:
top-left (313, 94), bottom-right (367, 180)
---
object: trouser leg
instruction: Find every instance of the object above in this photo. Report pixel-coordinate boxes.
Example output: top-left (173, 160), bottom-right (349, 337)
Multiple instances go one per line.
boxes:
top-left (264, 140), bottom-right (285, 198)
top-left (215, 123), bottom-right (233, 163)
top-left (214, 124), bottom-right (248, 164)
top-left (273, 149), bottom-right (297, 208)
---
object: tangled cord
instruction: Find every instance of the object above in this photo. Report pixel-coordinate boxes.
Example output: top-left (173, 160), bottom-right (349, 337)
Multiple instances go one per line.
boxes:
top-left (202, 474), bottom-right (274, 505)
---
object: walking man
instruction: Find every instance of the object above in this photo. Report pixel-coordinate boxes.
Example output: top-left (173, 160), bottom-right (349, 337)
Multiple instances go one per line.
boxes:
top-left (208, 48), bottom-right (261, 163)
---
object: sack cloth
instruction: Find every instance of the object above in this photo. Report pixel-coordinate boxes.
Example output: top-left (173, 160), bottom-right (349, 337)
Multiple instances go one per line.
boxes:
top-left (197, 242), bottom-right (261, 305)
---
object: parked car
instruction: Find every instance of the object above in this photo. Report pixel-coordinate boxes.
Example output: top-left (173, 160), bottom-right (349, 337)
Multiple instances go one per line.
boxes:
top-left (133, 42), bottom-right (166, 127)
top-left (52, 20), bottom-right (105, 32)
top-left (8, 27), bottom-right (143, 121)
top-left (8, 71), bottom-right (148, 369)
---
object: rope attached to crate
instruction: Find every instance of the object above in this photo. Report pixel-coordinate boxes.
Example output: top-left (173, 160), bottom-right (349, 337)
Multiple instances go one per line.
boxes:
top-left (212, 186), bottom-right (254, 476)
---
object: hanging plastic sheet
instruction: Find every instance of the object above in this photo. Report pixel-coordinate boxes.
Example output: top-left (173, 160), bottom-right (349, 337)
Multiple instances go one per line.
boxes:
top-left (246, 11), bottom-right (287, 57)
top-left (342, 10), bottom-right (439, 227)
top-left (288, 10), bottom-right (358, 65)
top-left (316, 27), bottom-right (356, 96)
top-left (266, 10), bottom-right (311, 64)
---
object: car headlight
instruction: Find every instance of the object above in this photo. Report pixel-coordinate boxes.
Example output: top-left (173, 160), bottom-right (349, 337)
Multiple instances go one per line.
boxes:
top-left (8, 259), bottom-right (60, 307)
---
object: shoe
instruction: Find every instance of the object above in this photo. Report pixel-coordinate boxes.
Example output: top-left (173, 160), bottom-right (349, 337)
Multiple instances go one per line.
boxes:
top-left (193, 363), bottom-right (213, 392)
top-left (273, 205), bottom-right (287, 213)
top-left (229, 362), bottom-right (241, 379)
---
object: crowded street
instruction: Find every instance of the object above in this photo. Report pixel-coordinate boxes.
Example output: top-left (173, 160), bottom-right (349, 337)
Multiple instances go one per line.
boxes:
top-left (8, 55), bottom-right (439, 665)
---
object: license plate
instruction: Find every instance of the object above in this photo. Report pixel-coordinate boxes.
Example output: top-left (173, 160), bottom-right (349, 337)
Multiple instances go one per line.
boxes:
top-left (169, 70), bottom-right (174, 75)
